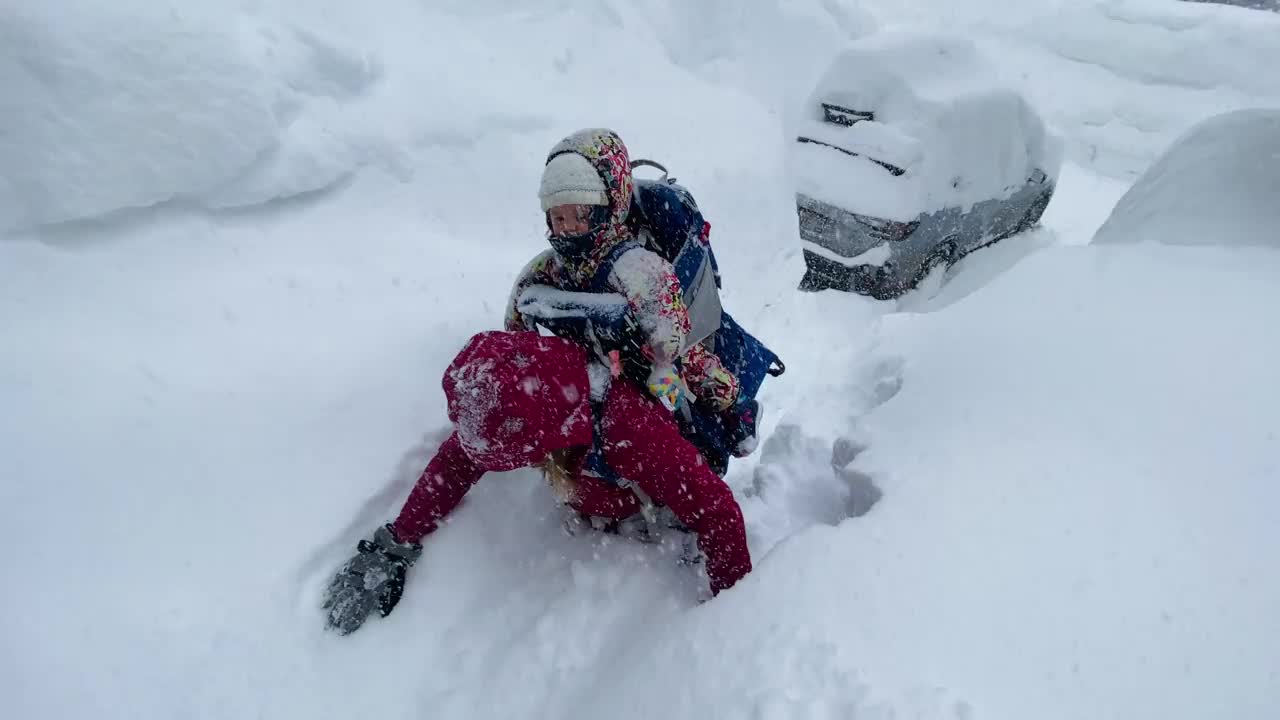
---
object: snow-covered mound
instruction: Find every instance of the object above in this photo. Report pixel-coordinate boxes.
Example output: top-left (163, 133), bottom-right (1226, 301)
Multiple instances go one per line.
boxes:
top-left (792, 32), bottom-right (1060, 221)
top-left (1093, 108), bottom-right (1280, 247)
top-left (0, 2), bottom-right (393, 232)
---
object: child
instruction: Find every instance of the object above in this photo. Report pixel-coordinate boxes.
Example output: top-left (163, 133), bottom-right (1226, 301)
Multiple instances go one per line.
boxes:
top-left (505, 128), bottom-right (741, 416)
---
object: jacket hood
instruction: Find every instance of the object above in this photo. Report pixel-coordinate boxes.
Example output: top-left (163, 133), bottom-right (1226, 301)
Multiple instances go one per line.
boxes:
top-left (543, 128), bottom-right (636, 285)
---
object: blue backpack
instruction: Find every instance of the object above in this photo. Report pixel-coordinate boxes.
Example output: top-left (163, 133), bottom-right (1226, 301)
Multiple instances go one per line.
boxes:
top-left (626, 160), bottom-right (784, 396)
top-left (625, 163), bottom-right (784, 471)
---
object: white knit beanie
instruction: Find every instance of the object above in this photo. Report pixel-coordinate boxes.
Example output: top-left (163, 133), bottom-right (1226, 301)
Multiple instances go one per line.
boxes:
top-left (539, 153), bottom-right (608, 211)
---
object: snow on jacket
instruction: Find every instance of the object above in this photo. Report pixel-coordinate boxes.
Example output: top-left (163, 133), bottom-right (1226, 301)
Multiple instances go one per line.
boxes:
top-left (391, 330), bottom-right (752, 594)
top-left (505, 128), bottom-right (739, 411)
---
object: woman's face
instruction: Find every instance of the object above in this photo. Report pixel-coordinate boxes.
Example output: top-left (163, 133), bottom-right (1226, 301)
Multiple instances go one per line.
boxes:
top-left (547, 204), bottom-right (593, 236)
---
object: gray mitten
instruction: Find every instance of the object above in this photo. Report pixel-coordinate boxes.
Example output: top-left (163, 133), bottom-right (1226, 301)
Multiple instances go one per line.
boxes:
top-left (323, 524), bottom-right (422, 635)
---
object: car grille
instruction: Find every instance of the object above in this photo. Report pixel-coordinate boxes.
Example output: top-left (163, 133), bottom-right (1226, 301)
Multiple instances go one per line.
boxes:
top-left (797, 197), bottom-right (921, 261)
top-left (798, 205), bottom-right (836, 239)
top-left (849, 213), bottom-right (919, 243)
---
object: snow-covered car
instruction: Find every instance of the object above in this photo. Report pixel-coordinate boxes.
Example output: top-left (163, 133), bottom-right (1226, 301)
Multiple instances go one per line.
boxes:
top-left (1092, 108), bottom-right (1280, 248)
top-left (791, 33), bottom-right (1061, 299)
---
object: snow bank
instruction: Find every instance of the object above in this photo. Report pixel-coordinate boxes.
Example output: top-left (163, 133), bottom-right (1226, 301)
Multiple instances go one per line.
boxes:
top-left (792, 32), bottom-right (1060, 220)
top-left (997, 0), bottom-right (1280, 178)
top-left (629, 0), bottom-right (874, 111)
top-left (0, 0), bottom-right (863, 242)
top-left (1093, 108), bottom-right (1280, 247)
top-left (757, 242), bottom-right (1280, 719)
top-left (1015, 0), bottom-right (1280, 177)
top-left (1, 3), bottom-right (268, 229)
top-left (0, 2), bottom-right (393, 231)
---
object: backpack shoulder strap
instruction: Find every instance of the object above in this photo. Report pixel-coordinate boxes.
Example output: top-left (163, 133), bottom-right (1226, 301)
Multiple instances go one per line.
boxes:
top-left (631, 180), bottom-right (702, 261)
top-left (582, 393), bottom-right (659, 522)
top-left (586, 239), bottom-right (641, 293)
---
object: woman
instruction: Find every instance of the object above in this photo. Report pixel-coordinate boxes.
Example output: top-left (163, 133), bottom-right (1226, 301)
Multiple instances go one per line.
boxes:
top-left (324, 330), bottom-right (752, 635)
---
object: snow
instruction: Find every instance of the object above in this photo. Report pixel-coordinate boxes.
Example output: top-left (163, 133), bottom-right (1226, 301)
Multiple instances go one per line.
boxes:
top-left (1182, 0), bottom-right (1280, 14)
top-left (4, 0), bottom-right (1280, 719)
top-left (792, 31), bottom-right (1062, 221)
top-left (833, 244), bottom-right (1280, 719)
top-left (516, 286), bottom-right (629, 323)
top-left (1093, 108), bottom-right (1280, 248)
top-left (805, 237), bottom-right (895, 268)
top-left (0, 2), bottom-right (394, 231)
top-left (801, 119), bottom-right (925, 174)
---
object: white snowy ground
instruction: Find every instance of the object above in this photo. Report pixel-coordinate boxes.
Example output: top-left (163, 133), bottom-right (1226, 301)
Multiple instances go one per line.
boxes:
top-left (3, 1), bottom-right (1279, 719)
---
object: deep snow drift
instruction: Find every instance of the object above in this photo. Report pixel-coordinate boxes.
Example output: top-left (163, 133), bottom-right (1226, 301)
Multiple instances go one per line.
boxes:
top-left (831, 243), bottom-right (1280, 719)
top-left (4, 1), bottom-right (1280, 719)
